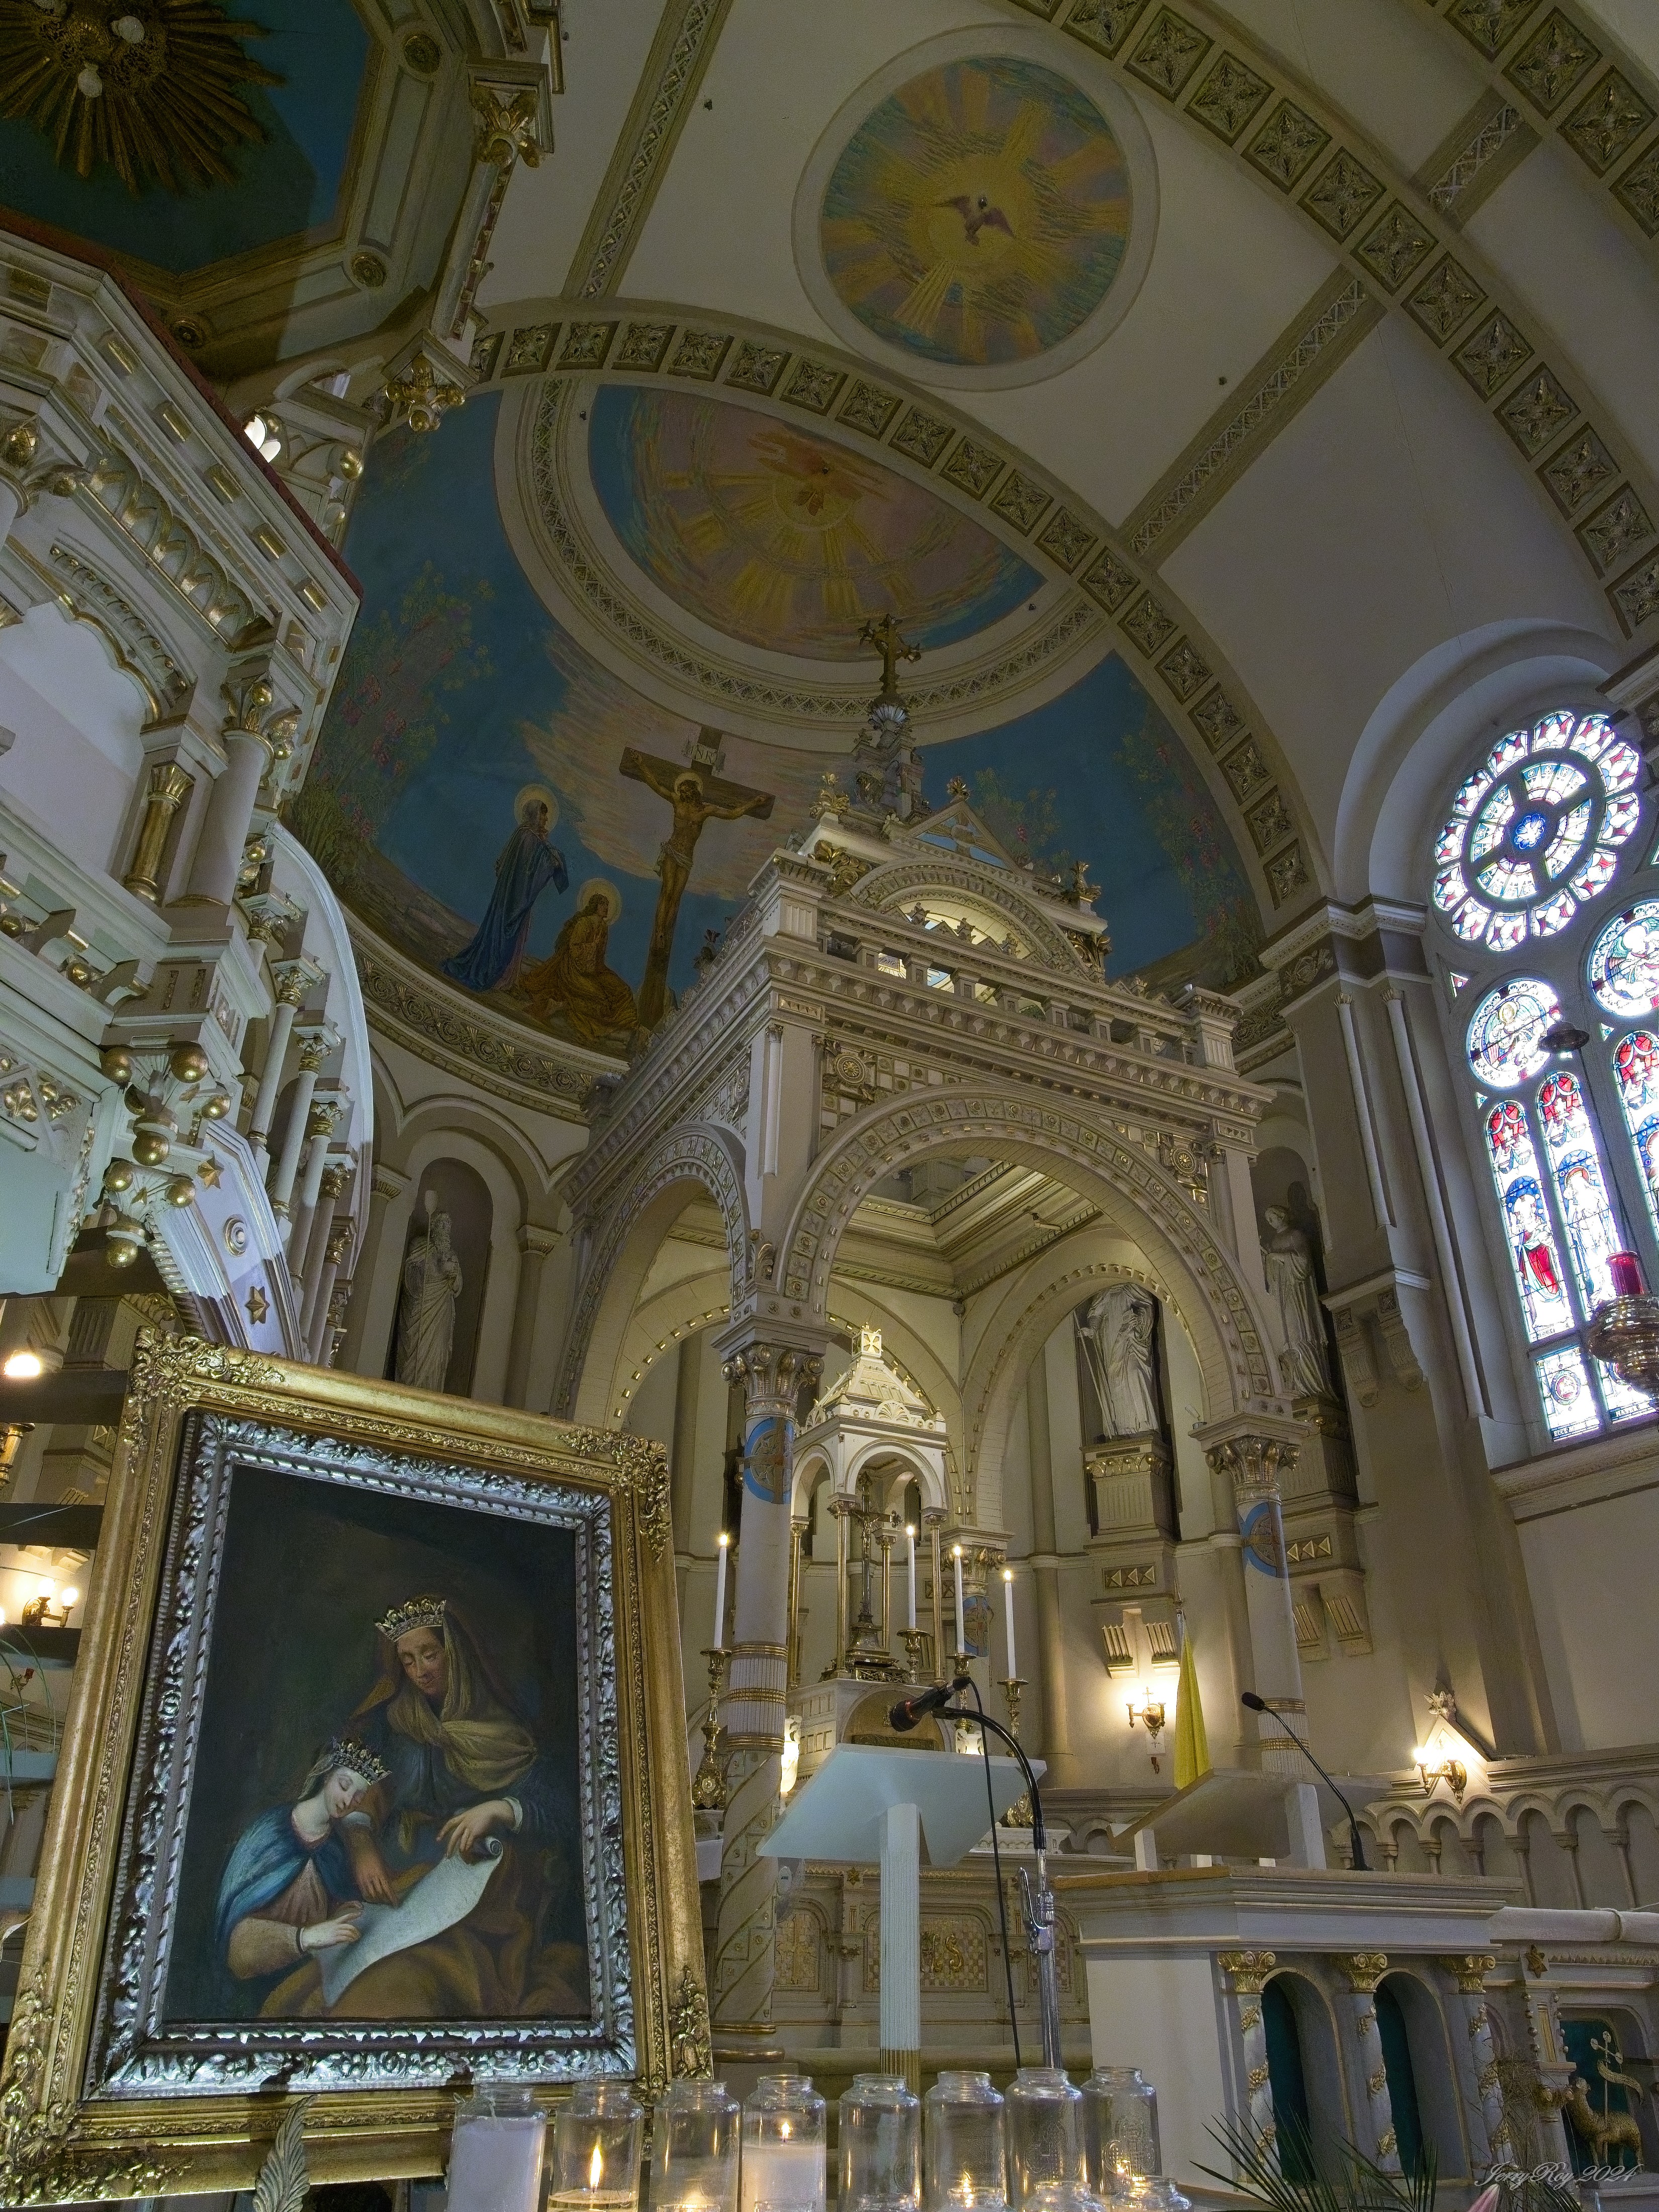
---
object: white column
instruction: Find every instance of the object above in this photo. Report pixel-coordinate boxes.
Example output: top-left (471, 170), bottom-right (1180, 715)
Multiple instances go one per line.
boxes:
top-left (286, 1107), bottom-right (337, 1259)
top-left (1338, 1955), bottom-right (1400, 2172)
top-left (248, 983), bottom-right (301, 1153)
top-left (299, 1165), bottom-right (346, 1337)
top-left (307, 1223), bottom-right (352, 1362)
top-left (187, 729), bottom-right (268, 904)
top-left (1440, 1954), bottom-right (1508, 2169)
top-left (267, 1037), bottom-right (325, 1215)
top-left (503, 1225), bottom-right (559, 1408)
top-left (1218, 1952), bottom-right (1277, 2145)
top-left (1381, 984), bottom-right (1485, 1417)
top-left (1201, 1423), bottom-right (1308, 1781)
top-left (879, 1800), bottom-right (921, 2094)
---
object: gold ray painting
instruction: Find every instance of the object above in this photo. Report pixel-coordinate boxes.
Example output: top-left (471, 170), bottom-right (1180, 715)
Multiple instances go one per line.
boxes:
top-left (0, 1334), bottom-right (704, 2202)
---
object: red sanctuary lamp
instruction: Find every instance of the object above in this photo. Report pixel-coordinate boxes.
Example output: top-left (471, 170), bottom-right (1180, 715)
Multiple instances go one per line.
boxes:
top-left (1588, 1250), bottom-right (1659, 1399)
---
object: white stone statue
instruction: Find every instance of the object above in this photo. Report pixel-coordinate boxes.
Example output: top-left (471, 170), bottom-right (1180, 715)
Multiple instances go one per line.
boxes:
top-left (1077, 1282), bottom-right (1161, 1439)
top-left (394, 1194), bottom-right (462, 1393)
top-left (1262, 1205), bottom-right (1332, 1398)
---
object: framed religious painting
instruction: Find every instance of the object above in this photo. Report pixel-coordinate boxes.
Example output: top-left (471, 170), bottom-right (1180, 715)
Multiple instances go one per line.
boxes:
top-left (0, 1333), bottom-right (705, 2202)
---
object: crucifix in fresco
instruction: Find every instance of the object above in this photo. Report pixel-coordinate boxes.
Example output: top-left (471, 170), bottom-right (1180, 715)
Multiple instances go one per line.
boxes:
top-left (620, 729), bottom-right (775, 1028)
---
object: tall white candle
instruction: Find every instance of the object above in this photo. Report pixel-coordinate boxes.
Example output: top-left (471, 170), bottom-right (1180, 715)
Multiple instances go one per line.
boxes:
top-left (906, 1524), bottom-right (917, 1632)
top-left (952, 1543), bottom-right (965, 1655)
top-left (1002, 1566), bottom-right (1017, 1680)
top-left (712, 1531), bottom-right (729, 1649)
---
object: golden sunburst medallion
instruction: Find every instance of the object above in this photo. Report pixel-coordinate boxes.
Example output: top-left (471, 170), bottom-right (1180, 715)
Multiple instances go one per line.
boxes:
top-left (0, 0), bottom-right (284, 195)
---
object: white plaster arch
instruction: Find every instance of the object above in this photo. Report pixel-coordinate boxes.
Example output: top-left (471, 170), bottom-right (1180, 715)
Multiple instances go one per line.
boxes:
top-left (838, 1435), bottom-right (949, 1513)
top-left (778, 1088), bottom-right (1275, 1420)
top-left (1332, 618), bottom-right (1623, 906)
top-left (560, 1123), bottom-right (751, 1424)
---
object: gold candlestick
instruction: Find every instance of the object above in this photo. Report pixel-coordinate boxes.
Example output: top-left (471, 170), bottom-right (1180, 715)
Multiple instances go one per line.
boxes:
top-left (1000, 1675), bottom-right (1033, 1828)
top-left (900, 1627), bottom-right (930, 1684)
top-left (691, 1646), bottom-right (729, 1811)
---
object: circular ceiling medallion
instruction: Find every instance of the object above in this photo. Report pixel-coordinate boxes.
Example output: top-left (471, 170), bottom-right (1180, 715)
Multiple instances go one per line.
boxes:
top-left (795, 29), bottom-right (1156, 392)
top-left (588, 384), bottom-right (1041, 661)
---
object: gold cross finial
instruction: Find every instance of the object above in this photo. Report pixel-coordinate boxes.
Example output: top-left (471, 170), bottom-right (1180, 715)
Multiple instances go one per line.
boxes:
top-left (859, 613), bottom-right (921, 698)
top-left (859, 1325), bottom-right (883, 1358)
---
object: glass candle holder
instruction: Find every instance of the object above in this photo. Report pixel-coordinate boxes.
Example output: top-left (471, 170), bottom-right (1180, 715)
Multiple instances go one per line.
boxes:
top-left (741, 2073), bottom-right (827, 2212)
top-left (924, 2068), bottom-right (1007, 2212)
top-left (548, 2082), bottom-right (644, 2212)
top-left (1112, 2182), bottom-right (1187, 2212)
top-left (841, 2073), bottom-right (922, 2212)
top-left (1006, 2069), bottom-right (1083, 2210)
top-left (447, 2083), bottom-right (546, 2212)
top-left (1080, 2070), bottom-right (1161, 2192)
top-left (655, 2078), bottom-right (742, 2212)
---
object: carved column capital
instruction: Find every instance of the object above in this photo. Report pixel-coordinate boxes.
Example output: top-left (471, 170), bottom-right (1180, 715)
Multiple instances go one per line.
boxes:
top-left (1217, 1949), bottom-right (1276, 1994)
top-left (1336, 1950), bottom-right (1390, 1993)
top-left (720, 1337), bottom-right (825, 1418)
top-left (1439, 1953), bottom-right (1496, 1994)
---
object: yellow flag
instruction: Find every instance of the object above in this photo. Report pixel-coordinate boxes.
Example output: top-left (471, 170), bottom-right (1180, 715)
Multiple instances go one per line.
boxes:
top-left (1173, 1614), bottom-right (1210, 1791)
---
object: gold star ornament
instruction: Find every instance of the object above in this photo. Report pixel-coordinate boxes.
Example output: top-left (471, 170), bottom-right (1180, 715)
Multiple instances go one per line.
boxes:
top-left (244, 1282), bottom-right (268, 1325)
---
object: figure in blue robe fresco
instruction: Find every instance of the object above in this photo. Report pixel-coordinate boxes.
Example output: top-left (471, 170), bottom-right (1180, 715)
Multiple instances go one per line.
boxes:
top-left (215, 1737), bottom-right (381, 1999)
top-left (441, 791), bottom-right (567, 993)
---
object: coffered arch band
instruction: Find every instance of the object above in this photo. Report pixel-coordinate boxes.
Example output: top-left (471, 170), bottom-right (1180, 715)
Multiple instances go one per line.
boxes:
top-left (476, 297), bottom-right (1323, 926)
top-left (776, 1087), bottom-right (1276, 1419)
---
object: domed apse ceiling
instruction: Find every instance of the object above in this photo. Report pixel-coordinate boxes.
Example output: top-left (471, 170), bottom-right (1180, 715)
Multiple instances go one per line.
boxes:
top-left (587, 386), bottom-right (1041, 660)
top-left (796, 32), bottom-right (1155, 391)
top-left (299, 392), bottom-right (1257, 1058)
top-left (0, 0), bottom-right (370, 273)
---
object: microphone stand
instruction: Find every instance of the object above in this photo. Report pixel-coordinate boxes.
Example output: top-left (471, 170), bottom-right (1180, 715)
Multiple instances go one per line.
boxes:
top-left (1241, 1693), bottom-right (1368, 1871)
top-left (942, 1702), bottom-right (1062, 2069)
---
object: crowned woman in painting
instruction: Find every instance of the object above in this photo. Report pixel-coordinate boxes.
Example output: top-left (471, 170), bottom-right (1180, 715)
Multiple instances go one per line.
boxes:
top-left (215, 1737), bottom-right (384, 2003)
top-left (330, 1593), bottom-right (588, 2019)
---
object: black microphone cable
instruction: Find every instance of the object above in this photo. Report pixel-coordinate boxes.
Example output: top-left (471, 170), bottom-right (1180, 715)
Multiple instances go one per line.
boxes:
top-left (963, 1674), bottom-right (1022, 2071)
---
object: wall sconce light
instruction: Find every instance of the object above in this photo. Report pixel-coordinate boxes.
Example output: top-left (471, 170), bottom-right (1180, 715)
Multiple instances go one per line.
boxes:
top-left (20, 1581), bottom-right (77, 1630)
top-left (1413, 1744), bottom-right (1467, 1802)
top-left (1127, 1684), bottom-right (1166, 1771)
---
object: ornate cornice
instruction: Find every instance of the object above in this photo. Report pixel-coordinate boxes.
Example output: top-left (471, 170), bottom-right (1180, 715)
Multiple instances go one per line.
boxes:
top-left (347, 917), bottom-right (609, 1119)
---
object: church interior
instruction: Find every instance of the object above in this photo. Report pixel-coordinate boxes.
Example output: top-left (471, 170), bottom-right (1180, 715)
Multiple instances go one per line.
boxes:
top-left (4, 0), bottom-right (1659, 2201)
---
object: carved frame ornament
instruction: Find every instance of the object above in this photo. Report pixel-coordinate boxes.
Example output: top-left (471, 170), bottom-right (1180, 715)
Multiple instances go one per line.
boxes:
top-left (0, 1334), bottom-right (701, 2201)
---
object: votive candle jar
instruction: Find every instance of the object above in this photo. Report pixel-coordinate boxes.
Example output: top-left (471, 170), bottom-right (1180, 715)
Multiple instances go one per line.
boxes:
top-left (924, 2068), bottom-right (1007, 2212)
top-left (655, 2077), bottom-right (741, 2212)
top-left (1080, 2069), bottom-right (1161, 2192)
top-left (446, 2083), bottom-right (546, 2212)
top-left (741, 2073), bottom-right (827, 2212)
top-left (547, 2082), bottom-right (644, 2212)
top-left (840, 2072), bottom-right (922, 2212)
top-left (1005, 2069), bottom-right (1083, 2210)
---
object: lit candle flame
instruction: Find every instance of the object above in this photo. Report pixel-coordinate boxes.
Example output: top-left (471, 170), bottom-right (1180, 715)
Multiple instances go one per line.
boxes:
top-left (589, 2143), bottom-right (604, 2191)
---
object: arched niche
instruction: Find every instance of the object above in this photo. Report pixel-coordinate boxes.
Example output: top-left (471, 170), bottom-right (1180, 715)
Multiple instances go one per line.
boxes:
top-left (1263, 1971), bottom-right (1347, 2176)
top-left (388, 1158), bottom-right (492, 1398)
top-left (1377, 1971), bottom-right (1464, 2178)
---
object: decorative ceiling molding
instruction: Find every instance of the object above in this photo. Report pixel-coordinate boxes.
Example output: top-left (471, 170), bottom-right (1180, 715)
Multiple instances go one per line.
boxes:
top-left (563, 0), bottom-right (737, 300)
top-left (471, 293), bottom-right (1322, 919)
top-left (1400, 0), bottom-right (1659, 263)
top-left (996, 0), bottom-right (1659, 633)
top-left (1417, 89), bottom-right (1538, 225)
top-left (1123, 268), bottom-right (1385, 565)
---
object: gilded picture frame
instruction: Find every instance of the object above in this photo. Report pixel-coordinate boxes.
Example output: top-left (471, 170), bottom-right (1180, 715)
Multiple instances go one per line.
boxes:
top-left (0, 1333), bottom-right (707, 2203)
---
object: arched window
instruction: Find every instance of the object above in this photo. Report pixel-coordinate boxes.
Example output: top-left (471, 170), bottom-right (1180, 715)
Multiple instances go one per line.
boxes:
top-left (1432, 706), bottom-right (1658, 1443)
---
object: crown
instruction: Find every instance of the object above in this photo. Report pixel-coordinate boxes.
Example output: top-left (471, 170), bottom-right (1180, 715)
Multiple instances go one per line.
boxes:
top-left (376, 1594), bottom-right (447, 1642)
top-left (322, 1736), bottom-right (389, 1786)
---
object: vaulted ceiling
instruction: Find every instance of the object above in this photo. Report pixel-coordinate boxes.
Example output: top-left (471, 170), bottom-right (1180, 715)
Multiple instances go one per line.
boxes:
top-left (462, 0), bottom-right (1659, 938)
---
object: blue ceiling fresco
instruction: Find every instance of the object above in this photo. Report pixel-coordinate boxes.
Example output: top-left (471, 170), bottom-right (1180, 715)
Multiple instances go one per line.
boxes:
top-left (0, 0), bottom-right (370, 273)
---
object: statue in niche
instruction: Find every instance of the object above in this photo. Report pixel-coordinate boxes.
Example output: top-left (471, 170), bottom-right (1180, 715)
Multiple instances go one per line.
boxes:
top-left (1262, 1205), bottom-right (1333, 1398)
top-left (394, 1194), bottom-right (462, 1394)
top-left (1077, 1282), bottom-right (1161, 1439)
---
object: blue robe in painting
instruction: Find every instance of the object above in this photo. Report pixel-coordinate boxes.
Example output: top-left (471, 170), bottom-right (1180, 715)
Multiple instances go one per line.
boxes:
top-left (214, 1807), bottom-right (356, 1980)
top-left (442, 815), bottom-right (568, 993)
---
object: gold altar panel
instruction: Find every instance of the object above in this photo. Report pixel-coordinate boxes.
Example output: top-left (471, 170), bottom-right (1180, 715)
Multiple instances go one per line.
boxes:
top-left (0, 1334), bottom-right (705, 2201)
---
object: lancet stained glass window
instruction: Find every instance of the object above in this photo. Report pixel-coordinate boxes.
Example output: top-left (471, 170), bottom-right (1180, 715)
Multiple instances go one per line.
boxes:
top-left (1437, 707), bottom-right (1659, 1445)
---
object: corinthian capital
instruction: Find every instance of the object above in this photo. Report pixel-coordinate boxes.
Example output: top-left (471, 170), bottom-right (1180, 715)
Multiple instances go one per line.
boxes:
top-left (1195, 1413), bottom-right (1305, 1501)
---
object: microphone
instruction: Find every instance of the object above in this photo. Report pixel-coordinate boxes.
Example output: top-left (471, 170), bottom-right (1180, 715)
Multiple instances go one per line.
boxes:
top-left (889, 1676), bottom-right (971, 1732)
top-left (1241, 1692), bottom-right (1369, 1871)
